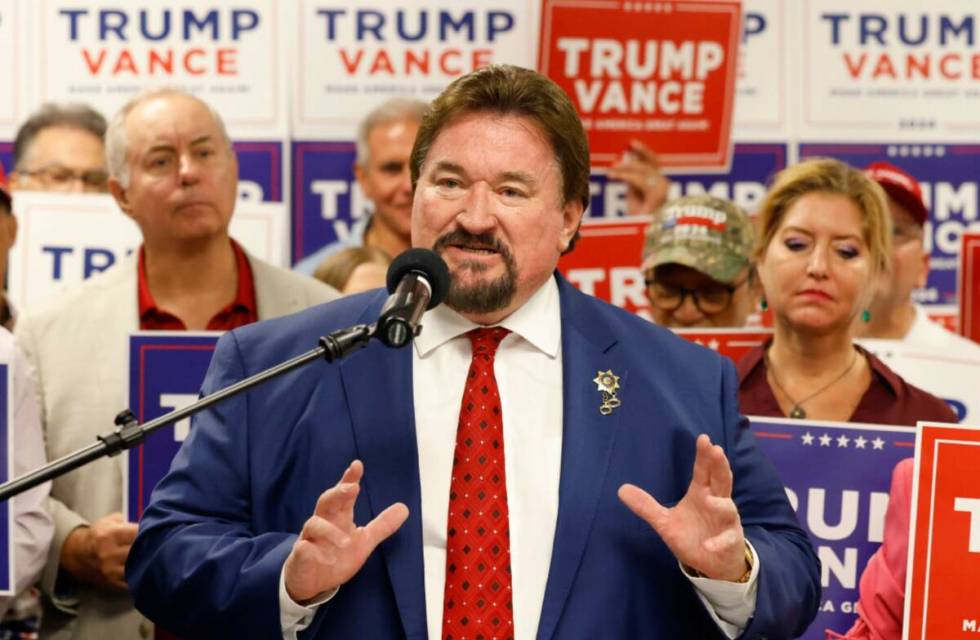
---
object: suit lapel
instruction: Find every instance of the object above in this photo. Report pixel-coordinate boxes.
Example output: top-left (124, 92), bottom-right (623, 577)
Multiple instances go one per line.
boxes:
top-left (537, 278), bottom-right (625, 640)
top-left (340, 318), bottom-right (427, 638)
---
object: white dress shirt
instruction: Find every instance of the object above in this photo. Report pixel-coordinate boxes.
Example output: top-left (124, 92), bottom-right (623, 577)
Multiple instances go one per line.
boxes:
top-left (281, 277), bottom-right (758, 638)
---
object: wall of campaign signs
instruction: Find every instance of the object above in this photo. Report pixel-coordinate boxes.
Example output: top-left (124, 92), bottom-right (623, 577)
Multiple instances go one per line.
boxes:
top-left (0, 0), bottom-right (977, 313)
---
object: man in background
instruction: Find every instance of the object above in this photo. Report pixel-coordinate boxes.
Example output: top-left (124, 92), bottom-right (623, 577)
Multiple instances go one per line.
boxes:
top-left (641, 194), bottom-right (757, 328)
top-left (15, 89), bottom-right (338, 640)
top-left (858, 161), bottom-right (980, 354)
top-left (294, 97), bottom-right (427, 274)
top-left (10, 103), bottom-right (109, 195)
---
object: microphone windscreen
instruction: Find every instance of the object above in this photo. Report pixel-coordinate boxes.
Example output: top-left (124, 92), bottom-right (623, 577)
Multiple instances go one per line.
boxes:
top-left (386, 248), bottom-right (451, 309)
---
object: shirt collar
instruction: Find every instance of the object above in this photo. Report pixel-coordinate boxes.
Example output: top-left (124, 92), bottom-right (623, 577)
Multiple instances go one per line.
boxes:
top-left (413, 275), bottom-right (562, 359)
top-left (137, 239), bottom-right (256, 320)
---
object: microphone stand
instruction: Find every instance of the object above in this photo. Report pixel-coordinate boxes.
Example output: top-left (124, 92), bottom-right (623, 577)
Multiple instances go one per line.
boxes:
top-left (0, 322), bottom-right (384, 502)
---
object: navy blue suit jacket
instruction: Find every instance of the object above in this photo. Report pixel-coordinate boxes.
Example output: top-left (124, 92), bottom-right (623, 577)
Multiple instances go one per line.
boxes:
top-left (127, 275), bottom-right (820, 639)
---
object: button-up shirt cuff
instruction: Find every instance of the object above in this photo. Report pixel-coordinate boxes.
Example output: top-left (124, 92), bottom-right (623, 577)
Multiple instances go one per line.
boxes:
top-left (682, 540), bottom-right (760, 638)
top-left (278, 568), bottom-right (338, 638)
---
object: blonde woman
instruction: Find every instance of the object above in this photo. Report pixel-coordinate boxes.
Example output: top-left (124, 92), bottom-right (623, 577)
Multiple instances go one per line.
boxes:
top-left (737, 158), bottom-right (954, 425)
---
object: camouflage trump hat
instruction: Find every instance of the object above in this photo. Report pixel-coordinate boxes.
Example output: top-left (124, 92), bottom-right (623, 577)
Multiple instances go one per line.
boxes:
top-left (642, 194), bottom-right (754, 285)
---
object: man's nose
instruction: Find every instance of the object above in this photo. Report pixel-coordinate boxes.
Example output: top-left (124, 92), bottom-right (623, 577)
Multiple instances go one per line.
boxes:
top-left (455, 183), bottom-right (497, 233)
top-left (179, 155), bottom-right (201, 184)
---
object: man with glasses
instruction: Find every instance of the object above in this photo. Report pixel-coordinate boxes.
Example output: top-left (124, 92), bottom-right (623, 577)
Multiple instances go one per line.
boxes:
top-left (9, 103), bottom-right (109, 194)
top-left (641, 194), bottom-right (757, 327)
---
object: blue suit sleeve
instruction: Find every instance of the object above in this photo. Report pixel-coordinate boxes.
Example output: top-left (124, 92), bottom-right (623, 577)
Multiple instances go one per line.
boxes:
top-left (719, 358), bottom-right (822, 638)
top-left (125, 331), bottom-right (296, 639)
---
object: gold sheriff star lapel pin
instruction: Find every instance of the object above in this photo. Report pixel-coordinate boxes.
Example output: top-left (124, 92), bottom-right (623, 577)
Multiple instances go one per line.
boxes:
top-left (593, 369), bottom-right (622, 415)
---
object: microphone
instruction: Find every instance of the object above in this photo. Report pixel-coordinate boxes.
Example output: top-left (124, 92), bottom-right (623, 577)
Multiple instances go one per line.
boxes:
top-left (376, 248), bottom-right (451, 348)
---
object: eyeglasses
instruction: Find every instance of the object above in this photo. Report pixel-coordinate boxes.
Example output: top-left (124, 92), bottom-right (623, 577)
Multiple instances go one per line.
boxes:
top-left (645, 275), bottom-right (749, 314)
top-left (17, 165), bottom-right (109, 191)
top-left (892, 223), bottom-right (923, 244)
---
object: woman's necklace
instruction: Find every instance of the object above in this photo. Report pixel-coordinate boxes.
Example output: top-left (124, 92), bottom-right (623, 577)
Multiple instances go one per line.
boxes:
top-left (765, 348), bottom-right (860, 419)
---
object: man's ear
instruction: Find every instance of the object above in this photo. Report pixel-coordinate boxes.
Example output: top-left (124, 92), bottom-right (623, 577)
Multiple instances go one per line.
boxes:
top-left (108, 178), bottom-right (133, 217)
top-left (559, 199), bottom-right (586, 252)
top-left (915, 245), bottom-right (930, 289)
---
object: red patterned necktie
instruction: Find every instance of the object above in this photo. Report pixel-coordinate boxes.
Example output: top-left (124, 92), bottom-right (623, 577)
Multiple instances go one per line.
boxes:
top-left (442, 327), bottom-right (514, 640)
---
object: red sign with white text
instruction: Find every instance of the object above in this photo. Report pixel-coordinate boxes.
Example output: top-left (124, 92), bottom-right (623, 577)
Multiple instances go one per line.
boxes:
top-left (904, 422), bottom-right (980, 640)
top-left (673, 328), bottom-right (772, 364)
top-left (959, 233), bottom-right (980, 344)
top-left (538, 0), bottom-right (741, 171)
top-left (558, 216), bottom-right (651, 318)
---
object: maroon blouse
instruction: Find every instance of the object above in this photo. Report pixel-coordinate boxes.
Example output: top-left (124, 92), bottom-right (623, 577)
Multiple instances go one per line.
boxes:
top-left (737, 342), bottom-right (958, 426)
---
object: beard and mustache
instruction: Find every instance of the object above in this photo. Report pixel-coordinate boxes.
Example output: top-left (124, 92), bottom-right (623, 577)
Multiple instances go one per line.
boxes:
top-left (432, 229), bottom-right (518, 315)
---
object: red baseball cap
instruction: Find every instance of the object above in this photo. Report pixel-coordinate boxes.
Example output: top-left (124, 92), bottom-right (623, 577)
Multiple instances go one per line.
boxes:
top-left (864, 161), bottom-right (929, 226)
top-left (0, 164), bottom-right (10, 211)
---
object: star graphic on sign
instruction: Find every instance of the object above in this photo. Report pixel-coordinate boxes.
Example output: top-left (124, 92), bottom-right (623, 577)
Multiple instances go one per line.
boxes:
top-left (836, 434), bottom-right (850, 448)
top-left (819, 433), bottom-right (832, 447)
top-left (871, 437), bottom-right (886, 450)
top-left (801, 432), bottom-right (815, 445)
top-left (854, 436), bottom-right (868, 449)
top-left (708, 339), bottom-right (720, 351)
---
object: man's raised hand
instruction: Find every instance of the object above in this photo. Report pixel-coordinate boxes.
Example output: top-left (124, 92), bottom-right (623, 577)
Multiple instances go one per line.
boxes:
top-left (283, 460), bottom-right (409, 603)
top-left (618, 434), bottom-right (749, 581)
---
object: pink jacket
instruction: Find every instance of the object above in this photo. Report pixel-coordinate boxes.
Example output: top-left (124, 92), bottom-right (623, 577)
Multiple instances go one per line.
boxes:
top-left (827, 458), bottom-right (913, 640)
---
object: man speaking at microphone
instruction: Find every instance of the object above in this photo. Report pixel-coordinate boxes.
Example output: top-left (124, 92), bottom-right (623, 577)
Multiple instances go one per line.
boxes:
top-left (127, 65), bottom-right (819, 639)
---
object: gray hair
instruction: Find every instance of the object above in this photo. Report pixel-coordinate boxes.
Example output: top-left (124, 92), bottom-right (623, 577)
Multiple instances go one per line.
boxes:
top-left (355, 97), bottom-right (428, 167)
top-left (14, 103), bottom-right (107, 169)
top-left (106, 88), bottom-right (232, 188)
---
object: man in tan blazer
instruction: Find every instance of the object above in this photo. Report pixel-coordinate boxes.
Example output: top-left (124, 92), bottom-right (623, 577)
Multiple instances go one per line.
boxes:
top-left (15, 89), bottom-right (338, 640)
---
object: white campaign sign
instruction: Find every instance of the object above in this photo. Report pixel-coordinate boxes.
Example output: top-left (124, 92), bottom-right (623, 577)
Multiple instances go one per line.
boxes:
top-left (858, 340), bottom-right (980, 424)
top-left (0, 0), bottom-right (27, 139)
top-left (8, 192), bottom-right (288, 311)
top-left (293, 0), bottom-right (537, 137)
top-left (734, 0), bottom-right (788, 136)
top-left (797, 0), bottom-right (980, 140)
top-left (29, 0), bottom-right (288, 138)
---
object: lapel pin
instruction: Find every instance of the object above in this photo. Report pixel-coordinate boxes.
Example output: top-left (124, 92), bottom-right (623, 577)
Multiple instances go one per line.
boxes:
top-left (593, 369), bottom-right (622, 415)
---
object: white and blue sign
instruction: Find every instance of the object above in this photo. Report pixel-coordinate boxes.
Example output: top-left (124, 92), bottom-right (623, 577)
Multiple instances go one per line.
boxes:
top-left (291, 140), bottom-right (366, 264)
top-left (751, 416), bottom-right (915, 639)
top-left (125, 332), bottom-right (219, 522)
top-left (234, 141), bottom-right (283, 202)
top-left (800, 143), bottom-right (980, 307)
top-left (588, 143), bottom-right (787, 219)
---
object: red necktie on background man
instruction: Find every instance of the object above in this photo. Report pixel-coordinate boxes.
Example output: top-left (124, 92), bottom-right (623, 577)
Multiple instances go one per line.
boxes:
top-left (442, 327), bottom-right (515, 640)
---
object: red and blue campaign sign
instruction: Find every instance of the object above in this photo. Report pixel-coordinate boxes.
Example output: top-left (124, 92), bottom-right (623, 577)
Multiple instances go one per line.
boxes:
top-left (291, 141), bottom-right (375, 264)
top-left (125, 333), bottom-right (219, 521)
top-left (960, 232), bottom-right (980, 344)
top-left (234, 141), bottom-right (282, 202)
top-left (0, 364), bottom-right (11, 595)
top-left (750, 416), bottom-right (915, 639)
top-left (905, 422), bottom-right (980, 639)
top-left (558, 216), bottom-right (651, 318)
top-left (800, 143), bottom-right (980, 307)
top-left (538, 0), bottom-right (741, 171)
top-left (588, 143), bottom-right (786, 218)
